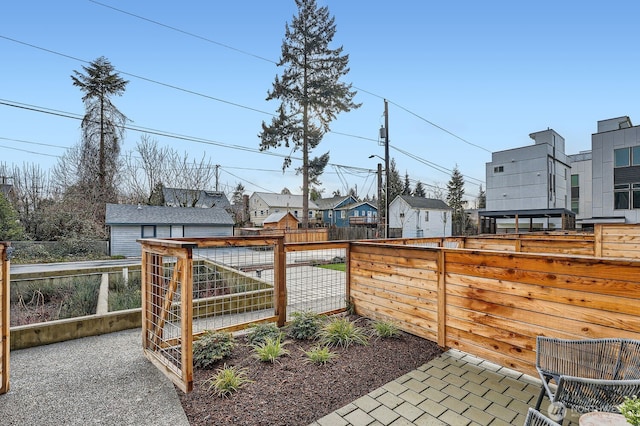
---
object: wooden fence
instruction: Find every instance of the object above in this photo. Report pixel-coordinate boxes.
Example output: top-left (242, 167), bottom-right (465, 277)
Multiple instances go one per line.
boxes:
top-left (595, 223), bottom-right (640, 259)
top-left (350, 242), bottom-right (640, 377)
top-left (1, 244), bottom-right (9, 394)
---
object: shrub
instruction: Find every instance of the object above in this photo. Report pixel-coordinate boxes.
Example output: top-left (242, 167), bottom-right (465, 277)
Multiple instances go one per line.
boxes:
top-left (288, 311), bottom-right (324, 340)
top-left (193, 331), bottom-right (235, 369)
top-left (372, 320), bottom-right (400, 338)
top-left (59, 276), bottom-right (101, 318)
top-left (108, 275), bottom-right (142, 311)
top-left (619, 396), bottom-right (640, 426)
top-left (318, 317), bottom-right (369, 349)
top-left (303, 346), bottom-right (337, 365)
top-left (246, 322), bottom-right (283, 345)
top-left (203, 365), bottom-right (252, 398)
top-left (252, 336), bottom-right (289, 363)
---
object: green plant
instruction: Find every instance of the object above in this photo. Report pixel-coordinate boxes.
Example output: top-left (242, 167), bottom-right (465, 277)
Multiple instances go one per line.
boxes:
top-left (318, 317), bottom-right (368, 349)
top-left (246, 322), bottom-right (283, 345)
top-left (203, 364), bottom-right (252, 398)
top-left (59, 276), bottom-right (101, 318)
top-left (193, 331), bottom-right (235, 369)
top-left (303, 346), bottom-right (337, 365)
top-left (345, 298), bottom-right (356, 315)
top-left (619, 395), bottom-right (640, 426)
top-left (252, 336), bottom-right (289, 363)
top-left (288, 311), bottom-right (324, 340)
top-left (372, 320), bottom-right (400, 338)
top-left (108, 275), bottom-right (142, 311)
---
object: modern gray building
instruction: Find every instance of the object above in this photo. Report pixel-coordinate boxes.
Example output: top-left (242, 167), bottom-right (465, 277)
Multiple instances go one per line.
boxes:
top-left (483, 116), bottom-right (640, 232)
top-left (483, 129), bottom-right (574, 232)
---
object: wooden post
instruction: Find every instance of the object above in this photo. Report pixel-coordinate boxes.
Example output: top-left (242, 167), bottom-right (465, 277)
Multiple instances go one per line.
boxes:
top-left (274, 237), bottom-right (287, 327)
top-left (1, 244), bottom-right (10, 394)
top-left (345, 242), bottom-right (351, 310)
top-left (437, 248), bottom-right (447, 348)
top-left (180, 250), bottom-right (194, 392)
top-left (594, 224), bottom-right (603, 257)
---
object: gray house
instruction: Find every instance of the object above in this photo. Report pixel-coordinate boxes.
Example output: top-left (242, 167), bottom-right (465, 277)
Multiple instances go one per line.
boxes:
top-left (162, 187), bottom-right (230, 209)
top-left (106, 203), bottom-right (234, 257)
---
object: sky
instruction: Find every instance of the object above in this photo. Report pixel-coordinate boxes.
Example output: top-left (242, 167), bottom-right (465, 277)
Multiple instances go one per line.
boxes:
top-left (2, 1), bottom-right (640, 204)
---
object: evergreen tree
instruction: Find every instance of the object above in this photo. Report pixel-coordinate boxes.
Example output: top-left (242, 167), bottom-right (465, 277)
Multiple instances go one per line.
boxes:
top-left (402, 172), bottom-right (412, 195)
top-left (71, 56), bottom-right (128, 224)
top-left (478, 184), bottom-right (486, 209)
top-left (414, 181), bottom-right (426, 197)
top-left (0, 192), bottom-right (25, 240)
top-left (259, 0), bottom-right (360, 227)
top-left (446, 165), bottom-right (465, 235)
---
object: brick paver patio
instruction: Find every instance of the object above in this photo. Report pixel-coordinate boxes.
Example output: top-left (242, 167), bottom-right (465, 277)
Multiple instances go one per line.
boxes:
top-left (310, 349), bottom-right (581, 426)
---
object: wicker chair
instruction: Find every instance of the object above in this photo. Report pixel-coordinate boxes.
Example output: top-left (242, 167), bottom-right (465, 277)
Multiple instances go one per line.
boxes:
top-left (523, 408), bottom-right (559, 426)
top-left (535, 336), bottom-right (640, 414)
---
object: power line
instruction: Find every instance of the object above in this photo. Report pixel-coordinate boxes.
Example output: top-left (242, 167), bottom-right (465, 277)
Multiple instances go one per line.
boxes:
top-left (85, 1), bottom-right (492, 153)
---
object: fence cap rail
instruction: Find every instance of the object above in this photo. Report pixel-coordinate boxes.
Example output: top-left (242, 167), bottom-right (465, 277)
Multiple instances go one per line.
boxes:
top-left (137, 238), bottom-right (198, 249)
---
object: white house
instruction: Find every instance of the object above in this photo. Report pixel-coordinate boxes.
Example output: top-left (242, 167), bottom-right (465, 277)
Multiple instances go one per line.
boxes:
top-left (106, 203), bottom-right (234, 257)
top-left (388, 195), bottom-right (452, 238)
top-left (249, 192), bottom-right (319, 226)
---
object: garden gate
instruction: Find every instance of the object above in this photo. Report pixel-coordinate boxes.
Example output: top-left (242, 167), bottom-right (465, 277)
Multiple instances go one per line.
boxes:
top-left (1, 243), bottom-right (10, 394)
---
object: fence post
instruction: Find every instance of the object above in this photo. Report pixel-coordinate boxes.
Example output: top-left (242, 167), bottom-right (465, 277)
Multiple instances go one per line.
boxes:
top-left (437, 248), bottom-right (447, 348)
top-left (594, 224), bottom-right (603, 257)
top-left (180, 248), bottom-right (194, 392)
top-left (1, 244), bottom-right (9, 394)
top-left (274, 237), bottom-right (286, 327)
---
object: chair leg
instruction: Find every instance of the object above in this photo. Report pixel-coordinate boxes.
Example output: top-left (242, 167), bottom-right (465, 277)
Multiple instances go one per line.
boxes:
top-left (535, 377), bottom-right (551, 410)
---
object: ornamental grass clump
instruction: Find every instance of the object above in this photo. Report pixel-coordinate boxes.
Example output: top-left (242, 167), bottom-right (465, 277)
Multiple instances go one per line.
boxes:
top-left (287, 310), bottom-right (324, 340)
top-left (318, 317), bottom-right (368, 349)
top-left (203, 364), bottom-right (252, 398)
top-left (252, 336), bottom-right (290, 363)
top-left (372, 320), bottom-right (400, 338)
top-left (303, 346), bottom-right (337, 365)
top-left (619, 396), bottom-right (640, 426)
top-left (193, 331), bottom-right (235, 369)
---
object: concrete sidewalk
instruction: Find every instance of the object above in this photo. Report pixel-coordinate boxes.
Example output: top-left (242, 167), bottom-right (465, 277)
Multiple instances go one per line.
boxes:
top-left (0, 329), bottom-right (189, 426)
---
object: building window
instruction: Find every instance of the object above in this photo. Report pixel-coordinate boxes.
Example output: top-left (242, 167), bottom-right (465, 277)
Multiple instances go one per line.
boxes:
top-left (328, 211), bottom-right (332, 218)
top-left (634, 146), bottom-right (640, 166)
top-left (615, 148), bottom-right (631, 167)
top-left (294, 210), bottom-right (298, 217)
top-left (634, 184), bottom-right (640, 209)
top-left (494, 166), bottom-right (504, 173)
top-left (571, 174), bottom-right (579, 214)
top-left (614, 184), bottom-right (630, 210)
top-left (424, 211), bottom-right (429, 222)
top-left (260, 210), bottom-right (264, 216)
top-left (141, 225), bottom-right (156, 238)
top-left (341, 211), bottom-right (346, 219)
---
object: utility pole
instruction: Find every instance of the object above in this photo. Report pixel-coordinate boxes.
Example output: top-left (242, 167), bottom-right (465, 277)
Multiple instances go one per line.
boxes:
top-left (377, 163), bottom-right (383, 234)
top-left (384, 99), bottom-right (390, 239)
top-left (215, 164), bottom-right (220, 192)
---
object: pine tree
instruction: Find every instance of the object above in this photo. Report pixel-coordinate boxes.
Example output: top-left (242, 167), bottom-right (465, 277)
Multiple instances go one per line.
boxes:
top-left (446, 165), bottom-right (465, 235)
top-left (414, 181), bottom-right (426, 197)
top-left (477, 184), bottom-right (486, 209)
top-left (402, 172), bottom-right (412, 195)
top-left (71, 56), bottom-right (128, 224)
top-left (259, 0), bottom-right (360, 227)
top-left (0, 192), bottom-right (25, 240)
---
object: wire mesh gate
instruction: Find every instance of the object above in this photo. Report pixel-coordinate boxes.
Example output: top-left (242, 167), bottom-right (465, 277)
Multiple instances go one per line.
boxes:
top-left (140, 237), bottom-right (286, 392)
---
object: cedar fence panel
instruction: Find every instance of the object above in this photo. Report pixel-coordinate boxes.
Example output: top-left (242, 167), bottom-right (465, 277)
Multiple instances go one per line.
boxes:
top-left (348, 242), bottom-right (640, 378)
top-left (596, 223), bottom-right (640, 259)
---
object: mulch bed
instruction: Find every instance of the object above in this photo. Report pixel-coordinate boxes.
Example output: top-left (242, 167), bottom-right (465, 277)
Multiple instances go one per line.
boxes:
top-left (178, 316), bottom-right (443, 426)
